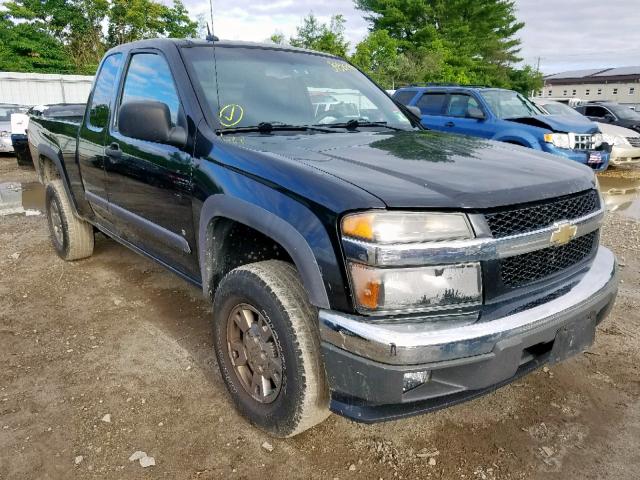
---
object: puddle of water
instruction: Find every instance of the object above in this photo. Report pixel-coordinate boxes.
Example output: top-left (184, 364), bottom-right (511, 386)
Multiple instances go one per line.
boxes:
top-left (598, 170), bottom-right (640, 221)
top-left (0, 182), bottom-right (45, 218)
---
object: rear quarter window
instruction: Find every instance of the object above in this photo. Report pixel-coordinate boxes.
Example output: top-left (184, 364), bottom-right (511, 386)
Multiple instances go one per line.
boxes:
top-left (416, 92), bottom-right (447, 115)
top-left (393, 90), bottom-right (418, 105)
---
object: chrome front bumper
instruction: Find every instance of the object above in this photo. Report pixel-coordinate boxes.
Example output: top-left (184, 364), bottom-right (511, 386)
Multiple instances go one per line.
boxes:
top-left (320, 246), bottom-right (618, 366)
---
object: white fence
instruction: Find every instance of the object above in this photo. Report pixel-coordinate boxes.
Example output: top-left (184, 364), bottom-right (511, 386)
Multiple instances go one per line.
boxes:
top-left (0, 72), bottom-right (94, 106)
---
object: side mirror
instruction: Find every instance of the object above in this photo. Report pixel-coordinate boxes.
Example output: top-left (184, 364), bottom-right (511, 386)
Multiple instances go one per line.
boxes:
top-left (118, 100), bottom-right (186, 148)
top-left (604, 114), bottom-right (615, 123)
top-left (468, 107), bottom-right (485, 120)
top-left (406, 105), bottom-right (422, 118)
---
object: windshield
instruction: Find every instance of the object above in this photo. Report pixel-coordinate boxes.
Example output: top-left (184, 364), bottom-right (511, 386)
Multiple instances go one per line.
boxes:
top-left (539, 101), bottom-right (583, 117)
top-left (480, 90), bottom-right (542, 119)
top-left (0, 106), bottom-right (20, 122)
top-left (609, 104), bottom-right (640, 121)
top-left (182, 46), bottom-right (414, 131)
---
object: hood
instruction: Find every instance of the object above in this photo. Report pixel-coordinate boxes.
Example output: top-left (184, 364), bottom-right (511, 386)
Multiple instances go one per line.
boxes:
top-left (506, 114), bottom-right (598, 134)
top-left (596, 122), bottom-right (640, 138)
top-left (237, 130), bottom-right (595, 209)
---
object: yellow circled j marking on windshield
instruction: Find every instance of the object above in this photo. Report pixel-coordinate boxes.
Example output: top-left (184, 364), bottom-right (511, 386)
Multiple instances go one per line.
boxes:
top-left (219, 104), bottom-right (244, 127)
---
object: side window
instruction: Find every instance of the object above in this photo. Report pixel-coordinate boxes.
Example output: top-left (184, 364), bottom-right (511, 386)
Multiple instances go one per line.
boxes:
top-left (584, 106), bottom-right (608, 118)
top-left (393, 90), bottom-right (417, 105)
top-left (120, 53), bottom-right (181, 127)
top-left (88, 54), bottom-right (122, 130)
top-left (416, 93), bottom-right (447, 115)
top-left (445, 94), bottom-right (481, 118)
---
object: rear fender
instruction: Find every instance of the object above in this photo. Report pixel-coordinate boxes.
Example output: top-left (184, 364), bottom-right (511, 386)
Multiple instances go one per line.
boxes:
top-left (36, 143), bottom-right (80, 214)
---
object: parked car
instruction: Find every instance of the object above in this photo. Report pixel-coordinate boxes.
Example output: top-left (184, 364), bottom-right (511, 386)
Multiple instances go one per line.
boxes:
top-left (28, 39), bottom-right (618, 437)
top-left (0, 104), bottom-right (24, 154)
top-left (533, 98), bottom-right (640, 166)
top-left (393, 86), bottom-right (611, 171)
top-left (575, 101), bottom-right (640, 134)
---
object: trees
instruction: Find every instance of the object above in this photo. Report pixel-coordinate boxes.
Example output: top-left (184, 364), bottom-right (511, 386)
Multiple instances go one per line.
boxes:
top-left (290, 14), bottom-right (349, 58)
top-left (0, 0), bottom-right (197, 74)
top-left (353, 0), bottom-right (542, 93)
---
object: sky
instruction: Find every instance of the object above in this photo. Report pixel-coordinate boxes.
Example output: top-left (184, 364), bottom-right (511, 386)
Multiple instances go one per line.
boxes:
top-left (185, 0), bottom-right (640, 75)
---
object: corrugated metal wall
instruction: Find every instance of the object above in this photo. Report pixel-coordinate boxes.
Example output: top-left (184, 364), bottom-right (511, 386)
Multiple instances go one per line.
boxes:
top-left (0, 72), bottom-right (94, 106)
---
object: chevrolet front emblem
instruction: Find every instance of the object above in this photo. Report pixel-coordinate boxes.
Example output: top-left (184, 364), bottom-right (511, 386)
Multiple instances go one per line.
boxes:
top-left (550, 221), bottom-right (578, 247)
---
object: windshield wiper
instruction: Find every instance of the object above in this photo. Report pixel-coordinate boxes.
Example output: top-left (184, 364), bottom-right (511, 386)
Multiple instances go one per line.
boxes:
top-left (217, 122), bottom-right (334, 134)
top-left (313, 119), bottom-right (405, 131)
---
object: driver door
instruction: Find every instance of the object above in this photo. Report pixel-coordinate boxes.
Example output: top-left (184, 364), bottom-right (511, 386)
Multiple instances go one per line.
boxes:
top-left (103, 50), bottom-right (198, 279)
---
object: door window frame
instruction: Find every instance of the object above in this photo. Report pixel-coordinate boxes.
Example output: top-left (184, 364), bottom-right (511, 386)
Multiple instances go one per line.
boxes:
top-left (111, 48), bottom-right (186, 139)
top-left (85, 53), bottom-right (124, 133)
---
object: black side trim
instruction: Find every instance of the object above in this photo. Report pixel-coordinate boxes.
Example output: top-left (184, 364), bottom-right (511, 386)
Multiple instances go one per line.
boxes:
top-left (94, 223), bottom-right (201, 287)
top-left (86, 191), bottom-right (191, 254)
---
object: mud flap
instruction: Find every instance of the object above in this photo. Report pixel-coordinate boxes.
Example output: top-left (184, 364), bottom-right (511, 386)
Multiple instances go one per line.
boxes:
top-left (548, 313), bottom-right (597, 365)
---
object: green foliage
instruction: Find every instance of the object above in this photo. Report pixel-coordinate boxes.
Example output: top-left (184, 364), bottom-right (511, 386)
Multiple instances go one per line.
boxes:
top-left (269, 32), bottom-right (286, 45)
top-left (290, 14), bottom-right (350, 58)
top-left (353, 0), bottom-right (543, 93)
top-left (0, 0), bottom-right (197, 74)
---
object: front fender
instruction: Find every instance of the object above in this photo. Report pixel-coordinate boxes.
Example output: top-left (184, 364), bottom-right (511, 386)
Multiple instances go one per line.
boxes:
top-left (199, 194), bottom-right (331, 309)
top-left (492, 131), bottom-right (542, 150)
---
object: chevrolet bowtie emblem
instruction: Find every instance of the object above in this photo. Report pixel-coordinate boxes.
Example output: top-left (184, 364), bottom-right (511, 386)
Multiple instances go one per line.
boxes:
top-left (550, 221), bottom-right (578, 247)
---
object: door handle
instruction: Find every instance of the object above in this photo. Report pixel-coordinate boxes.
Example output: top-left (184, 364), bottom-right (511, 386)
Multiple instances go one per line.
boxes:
top-left (105, 143), bottom-right (122, 160)
top-left (445, 121), bottom-right (455, 127)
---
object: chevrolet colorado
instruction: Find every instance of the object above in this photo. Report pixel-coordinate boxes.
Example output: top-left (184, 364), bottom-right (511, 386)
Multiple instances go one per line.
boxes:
top-left (27, 39), bottom-right (619, 437)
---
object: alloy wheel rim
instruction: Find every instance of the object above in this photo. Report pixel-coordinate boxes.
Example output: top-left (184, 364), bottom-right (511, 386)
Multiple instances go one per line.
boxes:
top-left (226, 304), bottom-right (283, 403)
top-left (50, 199), bottom-right (64, 246)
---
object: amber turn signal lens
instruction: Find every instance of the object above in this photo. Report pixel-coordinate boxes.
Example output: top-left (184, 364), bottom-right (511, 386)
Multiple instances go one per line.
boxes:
top-left (342, 213), bottom-right (375, 241)
top-left (349, 262), bottom-right (382, 310)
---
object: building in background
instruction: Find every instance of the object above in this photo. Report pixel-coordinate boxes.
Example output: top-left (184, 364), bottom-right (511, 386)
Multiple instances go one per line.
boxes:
top-left (541, 67), bottom-right (640, 108)
top-left (0, 72), bottom-right (94, 106)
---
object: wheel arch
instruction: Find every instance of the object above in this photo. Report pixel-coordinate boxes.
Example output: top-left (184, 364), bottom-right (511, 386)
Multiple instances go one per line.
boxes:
top-left (36, 143), bottom-right (80, 214)
top-left (199, 194), bottom-right (331, 309)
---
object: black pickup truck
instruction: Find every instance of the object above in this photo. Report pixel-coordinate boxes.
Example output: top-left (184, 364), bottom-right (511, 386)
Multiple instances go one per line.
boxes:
top-left (27, 38), bottom-right (619, 437)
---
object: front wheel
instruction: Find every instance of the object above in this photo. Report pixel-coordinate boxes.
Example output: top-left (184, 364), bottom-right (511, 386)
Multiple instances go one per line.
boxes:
top-left (212, 260), bottom-right (330, 437)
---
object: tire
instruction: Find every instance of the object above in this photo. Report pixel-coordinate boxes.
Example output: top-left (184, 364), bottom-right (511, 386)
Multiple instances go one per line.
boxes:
top-left (45, 179), bottom-right (94, 261)
top-left (212, 260), bottom-right (330, 437)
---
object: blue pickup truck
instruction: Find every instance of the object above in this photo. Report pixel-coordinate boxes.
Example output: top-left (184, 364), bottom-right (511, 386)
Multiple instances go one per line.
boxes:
top-left (393, 86), bottom-right (610, 171)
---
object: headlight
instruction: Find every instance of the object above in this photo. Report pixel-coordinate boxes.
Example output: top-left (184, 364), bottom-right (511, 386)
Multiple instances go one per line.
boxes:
top-left (342, 211), bottom-right (480, 315)
top-left (342, 211), bottom-right (472, 244)
top-left (348, 262), bottom-right (482, 314)
top-left (543, 133), bottom-right (571, 149)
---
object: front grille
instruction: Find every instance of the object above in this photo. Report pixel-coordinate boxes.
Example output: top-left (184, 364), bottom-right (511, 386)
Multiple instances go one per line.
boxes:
top-left (499, 231), bottom-right (598, 288)
top-left (484, 190), bottom-right (600, 238)
top-left (573, 134), bottom-right (595, 150)
top-left (627, 137), bottom-right (640, 147)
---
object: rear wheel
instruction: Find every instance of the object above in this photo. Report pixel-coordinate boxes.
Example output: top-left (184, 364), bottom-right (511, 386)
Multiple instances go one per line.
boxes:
top-left (212, 260), bottom-right (330, 437)
top-left (45, 180), bottom-right (94, 261)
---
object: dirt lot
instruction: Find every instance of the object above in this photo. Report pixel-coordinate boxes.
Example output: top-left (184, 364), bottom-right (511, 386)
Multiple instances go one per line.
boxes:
top-left (1, 157), bottom-right (639, 480)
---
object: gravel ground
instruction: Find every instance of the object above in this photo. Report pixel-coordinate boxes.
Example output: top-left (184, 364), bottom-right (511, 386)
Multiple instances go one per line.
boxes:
top-left (1, 157), bottom-right (639, 479)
